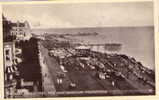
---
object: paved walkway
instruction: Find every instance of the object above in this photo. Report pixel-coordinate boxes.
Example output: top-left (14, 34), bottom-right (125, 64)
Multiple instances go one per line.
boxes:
top-left (38, 42), bottom-right (56, 96)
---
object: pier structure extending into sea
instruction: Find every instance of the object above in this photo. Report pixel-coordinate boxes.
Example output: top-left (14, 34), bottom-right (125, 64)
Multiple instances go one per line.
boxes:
top-left (73, 43), bottom-right (122, 53)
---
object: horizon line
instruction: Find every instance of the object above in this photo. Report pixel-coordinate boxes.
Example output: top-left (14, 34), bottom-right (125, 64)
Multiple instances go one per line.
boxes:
top-left (31, 25), bottom-right (154, 30)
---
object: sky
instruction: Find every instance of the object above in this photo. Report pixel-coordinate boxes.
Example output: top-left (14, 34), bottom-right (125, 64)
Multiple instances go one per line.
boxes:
top-left (3, 1), bottom-right (154, 28)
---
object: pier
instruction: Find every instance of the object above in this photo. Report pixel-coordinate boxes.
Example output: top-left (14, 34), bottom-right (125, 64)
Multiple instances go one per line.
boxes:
top-left (73, 43), bottom-right (122, 53)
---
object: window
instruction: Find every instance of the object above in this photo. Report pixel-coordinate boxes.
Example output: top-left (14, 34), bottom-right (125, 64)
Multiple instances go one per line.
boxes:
top-left (5, 49), bottom-right (9, 55)
top-left (5, 49), bottom-right (11, 61)
top-left (6, 56), bottom-right (10, 61)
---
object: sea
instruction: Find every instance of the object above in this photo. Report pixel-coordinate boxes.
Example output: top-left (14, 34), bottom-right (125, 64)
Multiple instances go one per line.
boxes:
top-left (32, 26), bottom-right (155, 70)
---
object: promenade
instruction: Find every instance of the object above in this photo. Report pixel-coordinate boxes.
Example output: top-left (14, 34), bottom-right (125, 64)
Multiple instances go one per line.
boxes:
top-left (38, 41), bottom-right (56, 96)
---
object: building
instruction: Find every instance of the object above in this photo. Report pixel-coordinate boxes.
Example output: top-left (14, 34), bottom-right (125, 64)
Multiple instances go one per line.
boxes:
top-left (4, 42), bottom-right (18, 98)
top-left (3, 16), bottom-right (28, 98)
top-left (3, 15), bottom-right (32, 42)
top-left (75, 45), bottom-right (91, 57)
top-left (10, 21), bottom-right (32, 41)
top-left (4, 42), bottom-right (16, 81)
top-left (3, 15), bottom-right (13, 42)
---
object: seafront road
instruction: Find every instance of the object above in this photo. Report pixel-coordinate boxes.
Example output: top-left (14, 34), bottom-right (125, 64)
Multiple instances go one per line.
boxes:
top-left (38, 41), bottom-right (56, 96)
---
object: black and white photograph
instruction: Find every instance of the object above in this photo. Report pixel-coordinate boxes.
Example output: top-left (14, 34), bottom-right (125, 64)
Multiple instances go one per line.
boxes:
top-left (2, 1), bottom-right (155, 98)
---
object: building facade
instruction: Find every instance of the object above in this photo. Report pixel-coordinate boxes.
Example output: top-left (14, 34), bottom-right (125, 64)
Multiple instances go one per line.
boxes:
top-left (3, 15), bottom-right (32, 98)
top-left (10, 21), bottom-right (32, 41)
top-left (4, 42), bottom-right (16, 81)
